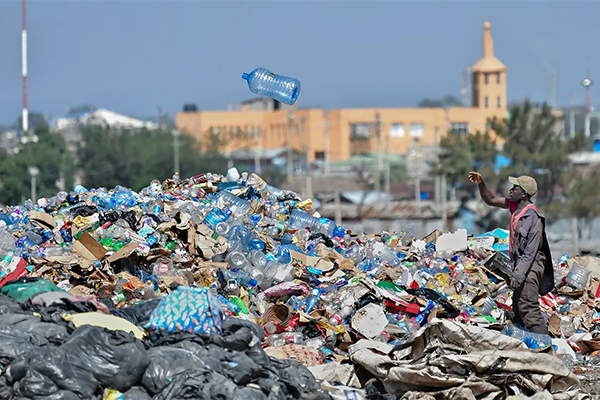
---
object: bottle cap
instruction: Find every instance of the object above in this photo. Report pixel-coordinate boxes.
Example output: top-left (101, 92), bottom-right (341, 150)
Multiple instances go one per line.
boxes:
top-left (242, 72), bottom-right (249, 80)
top-left (249, 279), bottom-right (258, 287)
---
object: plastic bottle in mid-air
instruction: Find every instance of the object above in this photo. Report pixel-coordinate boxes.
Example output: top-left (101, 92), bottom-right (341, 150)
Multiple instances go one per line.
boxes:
top-left (242, 68), bottom-right (301, 105)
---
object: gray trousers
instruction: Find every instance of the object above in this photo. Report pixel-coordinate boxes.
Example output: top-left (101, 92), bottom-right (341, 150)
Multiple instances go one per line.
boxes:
top-left (512, 261), bottom-right (547, 334)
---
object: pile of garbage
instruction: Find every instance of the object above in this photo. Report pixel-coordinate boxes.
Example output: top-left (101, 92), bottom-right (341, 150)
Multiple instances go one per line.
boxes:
top-left (0, 169), bottom-right (594, 399)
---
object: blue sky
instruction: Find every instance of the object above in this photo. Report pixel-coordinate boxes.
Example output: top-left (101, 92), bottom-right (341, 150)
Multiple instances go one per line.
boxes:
top-left (0, 0), bottom-right (598, 124)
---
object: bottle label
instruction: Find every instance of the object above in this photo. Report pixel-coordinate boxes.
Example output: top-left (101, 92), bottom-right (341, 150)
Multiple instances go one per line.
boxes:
top-left (267, 73), bottom-right (276, 80)
top-left (331, 314), bottom-right (343, 325)
top-left (284, 332), bottom-right (296, 344)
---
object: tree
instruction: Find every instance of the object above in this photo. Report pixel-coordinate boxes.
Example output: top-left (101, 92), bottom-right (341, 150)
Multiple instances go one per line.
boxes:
top-left (0, 124), bottom-right (74, 205)
top-left (566, 170), bottom-right (600, 240)
top-left (432, 130), bottom-right (497, 195)
top-left (77, 125), bottom-right (228, 191)
top-left (490, 100), bottom-right (586, 205)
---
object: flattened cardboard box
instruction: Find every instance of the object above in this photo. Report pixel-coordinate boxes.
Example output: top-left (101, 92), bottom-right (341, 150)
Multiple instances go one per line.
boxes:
top-left (73, 232), bottom-right (107, 261)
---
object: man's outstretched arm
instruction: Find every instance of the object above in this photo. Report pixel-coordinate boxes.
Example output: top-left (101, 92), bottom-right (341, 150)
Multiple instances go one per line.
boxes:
top-left (468, 172), bottom-right (507, 209)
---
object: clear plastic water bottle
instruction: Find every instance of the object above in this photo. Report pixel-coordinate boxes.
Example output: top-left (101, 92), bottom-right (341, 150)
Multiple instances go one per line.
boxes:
top-left (242, 68), bottom-right (301, 106)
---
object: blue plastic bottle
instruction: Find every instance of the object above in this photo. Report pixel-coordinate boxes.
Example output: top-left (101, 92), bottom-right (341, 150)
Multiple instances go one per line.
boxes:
top-left (242, 68), bottom-right (301, 105)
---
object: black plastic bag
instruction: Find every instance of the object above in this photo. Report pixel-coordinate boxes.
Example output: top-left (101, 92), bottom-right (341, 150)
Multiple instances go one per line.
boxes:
top-left (220, 351), bottom-right (262, 385)
top-left (141, 347), bottom-right (218, 395)
top-left (0, 313), bottom-right (70, 371)
top-left (11, 368), bottom-right (80, 400)
top-left (151, 369), bottom-right (240, 400)
top-left (25, 297), bottom-right (98, 325)
top-left (124, 386), bottom-right (152, 400)
top-left (10, 326), bottom-right (148, 399)
top-left (0, 293), bottom-right (24, 315)
top-left (267, 358), bottom-right (328, 399)
top-left (111, 298), bottom-right (161, 326)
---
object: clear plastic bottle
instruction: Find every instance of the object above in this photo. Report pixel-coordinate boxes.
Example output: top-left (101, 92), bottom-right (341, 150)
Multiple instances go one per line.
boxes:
top-left (566, 262), bottom-right (591, 290)
top-left (242, 68), bottom-right (301, 106)
top-left (267, 332), bottom-right (305, 346)
top-left (328, 304), bottom-right (353, 326)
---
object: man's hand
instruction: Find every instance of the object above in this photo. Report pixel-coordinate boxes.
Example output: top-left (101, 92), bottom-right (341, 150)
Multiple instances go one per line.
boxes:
top-left (468, 172), bottom-right (483, 185)
top-left (509, 278), bottom-right (520, 290)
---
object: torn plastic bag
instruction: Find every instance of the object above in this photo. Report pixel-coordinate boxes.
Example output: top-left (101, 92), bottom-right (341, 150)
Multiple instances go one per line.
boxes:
top-left (141, 347), bottom-right (221, 395)
top-left (1, 277), bottom-right (67, 302)
top-left (111, 298), bottom-right (161, 326)
top-left (403, 287), bottom-right (460, 318)
top-left (24, 297), bottom-right (99, 324)
top-left (10, 325), bottom-right (148, 398)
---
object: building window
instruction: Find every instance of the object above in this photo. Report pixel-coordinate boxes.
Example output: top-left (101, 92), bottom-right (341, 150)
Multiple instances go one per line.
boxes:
top-left (350, 123), bottom-right (371, 139)
top-left (390, 123), bottom-right (405, 137)
top-left (450, 122), bottom-right (469, 135)
top-left (484, 73), bottom-right (489, 85)
top-left (409, 123), bottom-right (424, 137)
top-left (485, 97), bottom-right (489, 108)
top-left (496, 72), bottom-right (500, 84)
top-left (485, 122), bottom-right (491, 132)
top-left (497, 96), bottom-right (501, 108)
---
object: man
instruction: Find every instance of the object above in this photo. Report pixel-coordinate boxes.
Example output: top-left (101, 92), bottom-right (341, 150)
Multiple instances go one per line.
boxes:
top-left (468, 172), bottom-right (554, 335)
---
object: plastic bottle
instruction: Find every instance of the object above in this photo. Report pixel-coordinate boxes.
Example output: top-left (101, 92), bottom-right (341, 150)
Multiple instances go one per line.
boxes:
top-left (328, 304), bottom-right (353, 326)
top-left (566, 261), bottom-right (591, 290)
top-left (305, 288), bottom-right (321, 313)
top-left (267, 332), bottom-right (305, 346)
top-left (249, 250), bottom-right (267, 269)
top-left (242, 68), bottom-right (301, 106)
top-left (142, 281), bottom-right (156, 299)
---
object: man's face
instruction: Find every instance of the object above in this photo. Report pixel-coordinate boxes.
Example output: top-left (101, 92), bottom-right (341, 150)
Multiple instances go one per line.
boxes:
top-left (509, 185), bottom-right (526, 202)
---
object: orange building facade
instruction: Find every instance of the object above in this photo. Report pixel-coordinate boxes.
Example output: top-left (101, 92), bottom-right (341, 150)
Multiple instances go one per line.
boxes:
top-left (175, 21), bottom-right (507, 162)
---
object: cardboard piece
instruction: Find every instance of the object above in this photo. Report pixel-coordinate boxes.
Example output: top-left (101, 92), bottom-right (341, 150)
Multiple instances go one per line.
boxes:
top-left (73, 232), bottom-right (107, 261)
top-left (422, 229), bottom-right (442, 244)
top-left (105, 242), bottom-right (138, 264)
top-left (289, 249), bottom-right (320, 268)
top-left (28, 210), bottom-right (56, 230)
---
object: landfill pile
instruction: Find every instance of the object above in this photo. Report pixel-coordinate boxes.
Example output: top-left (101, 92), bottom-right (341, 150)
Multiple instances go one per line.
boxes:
top-left (0, 169), bottom-right (594, 399)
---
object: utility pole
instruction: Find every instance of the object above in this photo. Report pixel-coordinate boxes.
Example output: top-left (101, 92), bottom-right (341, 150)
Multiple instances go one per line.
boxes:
top-left (22, 0), bottom-right (28, 133)
top-left (441, 174), bottom-right (448, 231)
top-left (550, 71), bottom-right (557, 109)
top-left (172, 129), bottom-right (181, 175)
top-left (252, 124), bottom-right (262, 174)
top-left (287, 112), bottom-right (294, 183)
top-left (583, 55), bottom-right (593, 138)
top-left (324, 109), bottom-right (330, 174)
top-left (571, 217), bottom-right (580, 256)
top-left (375, 112), bottom-right (381, 192)
top-left (384, 135), bottom-right (391, 216)
top-left (300, 117), bottom-right (312, 199)
top-left (334, 190), bottom-right (342, 226)
top-left (569, 95), bottom-right (575, 138)
top-left (28, 166), bottom-right (38, 204)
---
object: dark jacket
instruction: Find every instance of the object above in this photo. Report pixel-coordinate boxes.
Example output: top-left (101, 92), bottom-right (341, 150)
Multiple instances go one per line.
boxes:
top-left (511, 208), bottom-right (555, 296)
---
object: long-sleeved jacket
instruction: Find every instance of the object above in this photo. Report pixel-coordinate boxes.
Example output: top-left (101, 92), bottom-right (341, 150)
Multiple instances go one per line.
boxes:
top-left (511, 208), bottom-right (555, 295)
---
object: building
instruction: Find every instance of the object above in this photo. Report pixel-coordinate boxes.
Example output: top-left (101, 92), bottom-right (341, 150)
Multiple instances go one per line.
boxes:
top-left (175, 21), bottom-right (507, 163)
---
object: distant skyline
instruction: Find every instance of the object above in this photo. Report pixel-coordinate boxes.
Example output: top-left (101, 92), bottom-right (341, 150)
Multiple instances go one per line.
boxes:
top-left (0, 0), bottom-right (599, 125)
